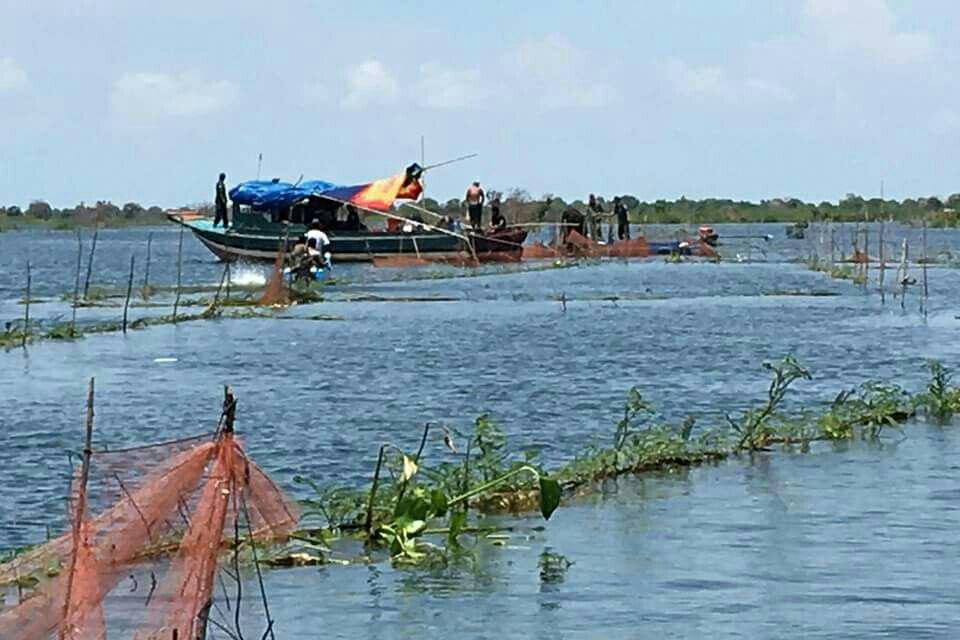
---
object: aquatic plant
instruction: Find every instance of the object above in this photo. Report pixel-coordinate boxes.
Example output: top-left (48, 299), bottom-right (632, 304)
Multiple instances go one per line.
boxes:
top-left (727, 356), bottom-right (811, 450)
top-left (916, 360), bottom-right (960, 424)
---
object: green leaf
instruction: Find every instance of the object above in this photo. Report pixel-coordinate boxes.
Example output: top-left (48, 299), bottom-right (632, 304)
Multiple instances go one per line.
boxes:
top-left (447, 510), bottom-right (467, 549)
top-left (430, 488), bottom-right (448, 517)
top-left (538, 477), bottom-right (562, 520)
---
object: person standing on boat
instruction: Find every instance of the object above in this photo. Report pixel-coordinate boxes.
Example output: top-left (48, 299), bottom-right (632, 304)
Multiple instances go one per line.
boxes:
top-left (587, 194), bottom-right (605, 242)
top-left (464, 181), bottom-right (485, 229)
top-left (614, 196), bottom-right (630, 240)
top-left (214, 173), bottom-right (229, 228)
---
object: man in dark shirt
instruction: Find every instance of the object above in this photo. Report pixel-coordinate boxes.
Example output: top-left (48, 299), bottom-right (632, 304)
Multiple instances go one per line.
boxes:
top-left (214, 173), bottom-right (229, 228)
top-left (614, 196), bottom-right (630, 240)
top-left (489, 198), bottom-right (507, 232)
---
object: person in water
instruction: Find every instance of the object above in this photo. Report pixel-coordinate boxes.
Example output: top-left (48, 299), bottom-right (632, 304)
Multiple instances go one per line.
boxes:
top-left (464, 181), bottom-right (485, 229)
top-left (614, 196), bottom-right (630, 240)
top-left (214, 173), bottom-right (229, 228)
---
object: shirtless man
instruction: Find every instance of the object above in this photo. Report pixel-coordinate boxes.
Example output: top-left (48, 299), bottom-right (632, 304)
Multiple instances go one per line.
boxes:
top-left (464, 181), bottom-right (485, 229)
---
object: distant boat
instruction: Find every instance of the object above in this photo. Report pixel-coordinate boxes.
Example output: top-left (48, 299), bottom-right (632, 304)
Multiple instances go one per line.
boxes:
top-left (168, 164), bottom-right (527, 263)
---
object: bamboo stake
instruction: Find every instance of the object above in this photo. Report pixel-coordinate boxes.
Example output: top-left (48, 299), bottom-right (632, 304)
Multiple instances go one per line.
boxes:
top-left (862, 225), bottom-right (869, 287)
top-left (59, 377), bottom-right (95, 640)
top-left (922, 215), bottom-right (929, 317)
top-left (22, 260), bottom-right (30, 347)
top-left (173, 225), bottom-right (184, 322)
top-left (878, 221), bottom-right (886, 305)
top-left (82, 225), bottom-right (99, 299)
top-left (122, 254), bottom-right (135, 334)
top-left (899, 238), bottom-right (909, 311)
top-left (143, 231), bottom-right (153, 294)
top-left (829, 223), bottom-right (835, 267)
top-left (364, 445), bottom-right (387, 535)
top-left (72, 232), bottom-right (83, 334)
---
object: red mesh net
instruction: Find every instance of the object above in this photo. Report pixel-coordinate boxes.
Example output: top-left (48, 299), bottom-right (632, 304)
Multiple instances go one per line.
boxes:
top-left (260, 246), bottom-right (290, 306)
top-left (0, 431), bottom-right (297, 639)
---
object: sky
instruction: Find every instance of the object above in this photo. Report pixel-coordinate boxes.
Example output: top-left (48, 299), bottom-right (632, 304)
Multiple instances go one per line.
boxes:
top-left (0, 0), bottom-right (957, 208)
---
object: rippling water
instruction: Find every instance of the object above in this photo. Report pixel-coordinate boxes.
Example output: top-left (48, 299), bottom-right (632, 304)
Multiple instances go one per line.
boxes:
top-left (2, 222), bottom-right (959, 638)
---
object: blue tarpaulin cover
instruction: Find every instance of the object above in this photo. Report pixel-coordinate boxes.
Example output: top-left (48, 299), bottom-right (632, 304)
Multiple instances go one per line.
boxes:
top-left (229, 179), bottom-right (339, 208)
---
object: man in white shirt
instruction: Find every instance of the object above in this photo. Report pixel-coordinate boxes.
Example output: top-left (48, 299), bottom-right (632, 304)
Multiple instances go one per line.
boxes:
top-left (305, 219), bottom-right (332, 271)
top-left (305, 219), bottom-right (330, 255)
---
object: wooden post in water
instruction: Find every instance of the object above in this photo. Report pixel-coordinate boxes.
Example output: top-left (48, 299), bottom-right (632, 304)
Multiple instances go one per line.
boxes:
top-left (22, 260), bottom-right (31, 348)
top-left (862, 225), bottom-right (869, 287)
top-left (830, 220), bottom-right (837, 269)
top-left (82, 225), bottom-right (99, 299)
top-left (225, 261), bottom-right (231, 301)
top-left (143, 231), bottom-right (153, 295)
top-left (173, 225), bottom-right (184, 322)
top-left (72, 232), bottom-right (83, 335)
top-left (59, 377), bottom-right (95, 640)
top-left (922, 214), bottom-right (929, 317)
top-left (899, 238), bottom-right (909, 311)
top-left (878, 221), bottom-right (886, 304)
top-left (122, 254), bottom-right (135, 334)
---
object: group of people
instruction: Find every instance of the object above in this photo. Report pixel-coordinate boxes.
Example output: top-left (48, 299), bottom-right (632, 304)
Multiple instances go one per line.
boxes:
top-left (584, 193), bottom-right (631, 242)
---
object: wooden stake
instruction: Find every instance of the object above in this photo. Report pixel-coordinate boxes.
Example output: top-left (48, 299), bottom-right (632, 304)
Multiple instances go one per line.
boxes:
top-left (122, 254), bottom-right (135, 334)
top-left (878, 221), bottom-right (886, 305)
top-left (922, 214), bottom-right (929, 317)
top-left (82, 225), bottom-right (99, 299)
top-left (72, 232), bottom-right (83, 335)
top-left (143, 231), bottom-right (153, 294)
top-left (364, 445), bottom-right (387, 535)
top-left (899, 238), bottom-right (909, 311)
top-left (22, 260), bottom-right (31, 348)
top-left (173, 225), bottom-right (184, 322)
top-left (60, 377), bottom-right (95, 640)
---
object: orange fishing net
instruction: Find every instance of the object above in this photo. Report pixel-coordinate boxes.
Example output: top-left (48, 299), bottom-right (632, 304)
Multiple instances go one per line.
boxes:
top-left (0, 426), bottom-right (298, 639)
top-left (260, 244), bottom-right (290, 306)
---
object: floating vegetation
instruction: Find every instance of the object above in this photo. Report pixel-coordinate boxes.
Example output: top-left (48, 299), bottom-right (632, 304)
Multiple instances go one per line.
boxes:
top-left (284, 357), bottom-right (960, 570)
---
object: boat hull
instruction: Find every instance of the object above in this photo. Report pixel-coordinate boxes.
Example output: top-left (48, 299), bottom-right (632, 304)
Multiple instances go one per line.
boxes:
top-left (169, 215), bottom-right (528, 263)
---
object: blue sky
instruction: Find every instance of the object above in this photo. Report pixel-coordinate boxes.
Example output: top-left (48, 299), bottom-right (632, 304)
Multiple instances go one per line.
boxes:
top-left (0, 0), bottom-right (957, 208)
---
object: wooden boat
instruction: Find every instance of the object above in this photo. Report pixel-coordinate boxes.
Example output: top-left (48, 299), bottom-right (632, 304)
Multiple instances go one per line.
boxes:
top-left (168, 164), bottom-right (527, 263)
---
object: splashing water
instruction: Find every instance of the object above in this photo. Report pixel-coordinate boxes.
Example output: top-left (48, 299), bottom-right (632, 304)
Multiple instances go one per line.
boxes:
top-left (229, 265), bottom-right (267, 286)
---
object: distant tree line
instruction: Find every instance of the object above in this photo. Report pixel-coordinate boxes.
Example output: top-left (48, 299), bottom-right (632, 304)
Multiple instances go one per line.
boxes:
top-left (0, 200), bottom-right (169, 228)
top-left (417, 190), bottom-right (960, 227)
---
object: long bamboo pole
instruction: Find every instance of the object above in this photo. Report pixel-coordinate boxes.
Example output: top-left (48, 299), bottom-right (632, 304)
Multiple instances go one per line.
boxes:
top-left (922, 215), bottom-right (929, 317)
top-left (142, 231), bottom-right (153, 294)
top-left (122, 254), bottom-right (135, 334)
top-left (59, 377), bottom-right (95, 640)
top-left (173, 225), bottom-right (184, 322)
top-left (22, 260), bottom-right (31, 348)
top-left (72, 232), bottom-right (82, 334)
top-left (82, 225), bottom-right (99, 299)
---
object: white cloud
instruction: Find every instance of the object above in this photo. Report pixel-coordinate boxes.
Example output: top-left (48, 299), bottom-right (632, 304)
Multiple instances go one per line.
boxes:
top-left (804, 0), bottom-right (932, 65)
top-left (665, 59), bottom-right (793, 104)
top-left (341, 60), bottom-right (398, 109)
top-left (0, 57), bottom-right (27, 91)
top-left (415, 63), bottom-right (484, 109)
top-left (110, 71), bottom-right (236, 123)
top-left (502, 35), bottom-right (616, 109)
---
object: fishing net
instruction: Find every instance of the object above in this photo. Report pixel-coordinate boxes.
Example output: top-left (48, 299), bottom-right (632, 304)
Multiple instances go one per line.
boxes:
top-left (260, 243), bottom-right (290, 306)
top-left (0, 428), bottom-right (298, 639)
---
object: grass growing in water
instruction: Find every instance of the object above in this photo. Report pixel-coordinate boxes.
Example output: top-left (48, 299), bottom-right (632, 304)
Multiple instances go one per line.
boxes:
top-left (291, 357), bottom-right (957, 569)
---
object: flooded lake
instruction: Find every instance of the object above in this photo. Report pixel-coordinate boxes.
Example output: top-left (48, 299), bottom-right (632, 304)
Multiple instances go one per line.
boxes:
top-left (2, 222), bottom-right (959, 638)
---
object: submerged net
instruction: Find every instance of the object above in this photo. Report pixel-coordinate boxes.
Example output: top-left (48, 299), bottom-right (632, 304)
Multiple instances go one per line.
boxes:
top-left (0, 428), bottom-right (298, 639)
